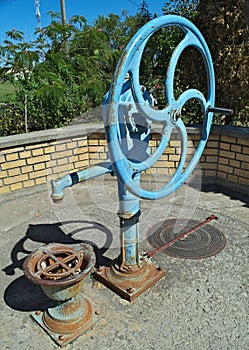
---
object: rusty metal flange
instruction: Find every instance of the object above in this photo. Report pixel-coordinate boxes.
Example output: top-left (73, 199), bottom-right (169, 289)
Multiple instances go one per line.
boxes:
top-left (93, 259), bottom-right (165, 301)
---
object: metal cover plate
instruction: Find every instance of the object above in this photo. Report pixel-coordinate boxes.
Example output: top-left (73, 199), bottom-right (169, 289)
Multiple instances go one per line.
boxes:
top-left (147, 219), bottom-right (226, 259)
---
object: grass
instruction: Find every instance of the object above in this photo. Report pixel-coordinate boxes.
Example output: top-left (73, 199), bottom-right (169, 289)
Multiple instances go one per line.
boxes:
top-left (0, 81), bottom-right (16, 103)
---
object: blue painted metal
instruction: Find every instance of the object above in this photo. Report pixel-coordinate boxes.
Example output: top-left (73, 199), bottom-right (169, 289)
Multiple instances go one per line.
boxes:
top-left (103, 14), bottom-right (215, 200)
top-left (51, 162), bottom-right (113, 202)
top-left (51, 15), bottom-right (216, 272)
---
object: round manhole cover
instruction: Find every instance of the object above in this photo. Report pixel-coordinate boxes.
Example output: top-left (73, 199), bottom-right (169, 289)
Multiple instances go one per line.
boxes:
top-left (147, 219), bottom-right (226, 259)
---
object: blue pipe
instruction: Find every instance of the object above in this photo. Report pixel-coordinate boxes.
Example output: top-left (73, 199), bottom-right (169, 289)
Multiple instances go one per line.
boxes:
top-left (51, 162), bottom-right (113, 202)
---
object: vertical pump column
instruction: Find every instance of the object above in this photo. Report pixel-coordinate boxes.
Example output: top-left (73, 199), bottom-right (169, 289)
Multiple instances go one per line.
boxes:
top-left (118, 172), bottom-right (141, 269)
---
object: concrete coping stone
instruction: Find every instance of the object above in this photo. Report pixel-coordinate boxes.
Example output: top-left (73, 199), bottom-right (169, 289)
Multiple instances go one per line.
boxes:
top-left (0, 123), bottom-right (248, 150)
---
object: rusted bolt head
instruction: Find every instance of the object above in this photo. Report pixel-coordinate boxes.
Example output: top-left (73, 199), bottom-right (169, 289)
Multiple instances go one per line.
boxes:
top-left (97, 266), bottom-right (103, 273)
top-left (157, 266), bottom-right (163, 272)
top-left (95, 310), bottom-right (100, 316)
top-left (35, 310), bottom-right (41, 316)
top-left (126, 287), bottom-right (134, 294)
top-left (58, 335), bottom-right (65, 341)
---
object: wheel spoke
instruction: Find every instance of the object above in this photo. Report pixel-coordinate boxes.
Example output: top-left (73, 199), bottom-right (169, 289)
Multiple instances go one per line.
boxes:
top-left (177, 88), bottom-right (207, 110)
top-left (165, 33), bottom-right (192, 104)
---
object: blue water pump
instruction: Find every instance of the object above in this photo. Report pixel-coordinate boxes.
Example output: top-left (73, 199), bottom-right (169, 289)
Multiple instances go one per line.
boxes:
top-left (51, 15), bottom-right (232, 301)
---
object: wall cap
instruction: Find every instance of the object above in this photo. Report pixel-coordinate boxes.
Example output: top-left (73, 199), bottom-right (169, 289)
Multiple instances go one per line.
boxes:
top-left (0, 124), bottom-right (248, 150)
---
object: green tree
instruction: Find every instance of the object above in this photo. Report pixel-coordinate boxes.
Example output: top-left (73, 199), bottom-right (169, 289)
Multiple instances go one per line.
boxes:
top-left (194, 0), bottom-right (249, 125)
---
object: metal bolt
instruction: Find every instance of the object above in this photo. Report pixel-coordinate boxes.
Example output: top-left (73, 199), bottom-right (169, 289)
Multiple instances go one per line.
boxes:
top-left (157, 266), bottom-right (163, 272)
top-left (35, 310), bottom-right (41, 316)
top-left (59, 335), bottom-right (65, 341)
top-left (95, 310), bottom-right (100, 316)
top-left (97, 266), bottom-right (103, 273)
top-left (127, 287), bottom-right (134, 294)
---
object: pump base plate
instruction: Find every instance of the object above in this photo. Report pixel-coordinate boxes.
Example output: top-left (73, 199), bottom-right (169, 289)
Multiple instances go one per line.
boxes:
top-left (93, 259), bottom-right (165, 301)
top-left (31, 297), bottom-right (99, 347)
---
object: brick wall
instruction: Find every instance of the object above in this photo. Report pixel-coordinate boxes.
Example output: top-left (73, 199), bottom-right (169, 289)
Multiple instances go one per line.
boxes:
top-left (0, 124), bottom-right (248, 194)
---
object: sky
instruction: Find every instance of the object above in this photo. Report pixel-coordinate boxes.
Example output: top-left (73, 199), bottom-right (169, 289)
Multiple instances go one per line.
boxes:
top-left (0, 0), bottom-right (165, 43)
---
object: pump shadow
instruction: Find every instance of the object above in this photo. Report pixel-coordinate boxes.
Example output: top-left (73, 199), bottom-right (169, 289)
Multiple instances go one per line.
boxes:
top-left (3, 220), bottom-right (113, 312)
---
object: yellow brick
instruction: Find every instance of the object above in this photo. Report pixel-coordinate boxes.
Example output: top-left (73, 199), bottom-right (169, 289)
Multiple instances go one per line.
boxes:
top-left (164, 147), bottom-right (175, 155)
top-left (234, 168), bottom-right (249, 178)
top-left (21, 165), bottom-right (33, 174)
top-left (218, 164), bottom-right (233, 174)
top-left (227, 174), bottom-right (238, 183)
top-left (74, 147), bottom-right (88, 156)
top-left (202, 163), bottom-right (217, 170)
top-left (4, 174), bottom-right (28, 185)
top-left (206, 141), bottom-right (219, 148)
top-left (35, 177), bottom-right (47, 185)
top-left (0, 170), bottom-right (7, 179)
top-left (46, 160), bottom-right (57, 168)
top-left (217, 171), bottom-right (227, 180)
top-left (170, 140), bottom-right (181, 147)
top-left (0, 185), bottom-right (10, 194)
top-left (57, 158), bottom-right (69, 166)
top-left (239, 177), bottom-right (249, 186)
top-left (6, 153), bottom-right (19, 161)
top-left (2, 146), bottom-right (24, 154)
top-left (236, 153), bottom-right (249, 162)
top-left (149, 140), bottom-right (157, 147)
top-left (44, 145), bottom-right (55, 154)
top-left (78, 153), bottom-right (88, 161)
top-left (156, 167), bottom-right (170, 174)
top-left (52, 164), bottom-right (72, 174)
top-left (55, 143), bottom-right (66, 152)
top-left (0, 154), bottom-right (5, 163)
top-left (27, 154), bottom-right (51, 165)
top-left (221, 135), bottom-right (236, 144)
top-left (220, 142), bottom-right (230, 151)
top-left (89, 153), bottom-right (100, 160)
top-left (241, 162), bottom-right (249, 170)
top-left (205, 156), bottom-right (218, 163)
top-left (23, 180), bottom-right (35, 188)
top-left (51, 150), bottom-right (72, 160)
top-left (100, 153), bottom-right (107, 160)
top-left (8, 168), bottom-right (21, 177)
top-left (34, 163), bottom-right (45, 171)
top-left (88, 139), bottom-right (99, 146)
top-left (89, 146), bottom-right (105, 153)
top-left (203, 148), bottom-right (219, 156)
top-left (238, 137), bottom-right (249, 147)
top-left (26, 142), bottom-right (49, 150)
top-left (10, 182), bottom-right (23, 191)
top-left (1, 159), bottom-right (26, 170)
top-left (99, 140), bottom-right (107, 146)
top-left (231, 145), bottom-right (241, 153)
top-left (219, 157), bottom-right (229, 165)
top-left (219, 150), bottom-right (235, 159)
top-left (154, 160), bottom-right (174, 168)
top-left (19, 150), bottom-right (32, 159)
top-left (169, 155), bottom-right (180, 161)
top-left (229, 159), bottom-right (240, 168)
top-left (243, 146), bottom-right (249, 154)
top-left (208, 134), bottom-right (220, 141)
top-left (66, 141), bottom-right (77, 150)
top-left (78, 139), bottom-right (88, 147)
top-left (32, 148), bottom-right (44, 156)
top-left (29, 169), bottom-right (49, 179)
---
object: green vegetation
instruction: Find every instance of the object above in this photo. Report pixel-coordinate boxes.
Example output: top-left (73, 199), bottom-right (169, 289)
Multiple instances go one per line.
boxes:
top-left (0, 0), bottom-right (248, 136)
top-left (0, 81), bottom-right (16, 103)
